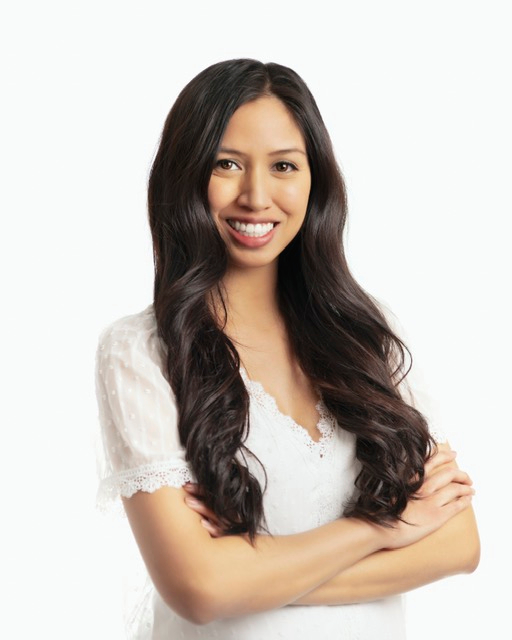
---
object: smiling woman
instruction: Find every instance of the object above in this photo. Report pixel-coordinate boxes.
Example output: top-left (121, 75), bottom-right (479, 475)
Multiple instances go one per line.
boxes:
top-left (95, 58), bottom-right (479, 639)
top-left (208, 97), bottom-right (311, 265)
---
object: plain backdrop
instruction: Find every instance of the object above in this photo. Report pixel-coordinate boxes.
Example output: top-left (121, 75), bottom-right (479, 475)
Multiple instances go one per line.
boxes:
top-left (2, 1), bottom-right (510, 638)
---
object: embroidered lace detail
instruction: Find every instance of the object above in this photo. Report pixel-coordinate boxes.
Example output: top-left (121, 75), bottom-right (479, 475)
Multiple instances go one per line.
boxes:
top-left (240, 367), bottom-right (336, 457)
top-left (97, 460), bottom-right (194, 511)
top-left (125, 575), bottom-right (155, 640)
top-left (315, 487), bottom-right (344, 528)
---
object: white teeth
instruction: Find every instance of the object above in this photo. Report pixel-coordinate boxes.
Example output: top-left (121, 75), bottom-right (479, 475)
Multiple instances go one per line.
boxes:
top-left (228, 220), bottom-right (275, 237)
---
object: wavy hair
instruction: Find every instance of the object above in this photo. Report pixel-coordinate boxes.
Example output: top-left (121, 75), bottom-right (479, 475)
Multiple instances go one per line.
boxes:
top-left (148, 58), bottom-right (435, 541)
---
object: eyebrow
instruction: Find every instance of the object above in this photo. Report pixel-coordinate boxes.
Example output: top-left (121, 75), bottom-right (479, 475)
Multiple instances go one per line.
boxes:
top-left (218, 147), bottom-right (307, 157)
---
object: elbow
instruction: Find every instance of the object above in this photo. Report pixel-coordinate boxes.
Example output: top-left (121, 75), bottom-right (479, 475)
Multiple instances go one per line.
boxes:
top-left (453, 523), bottom-right (481, 576)
top-left (462, 537), bottom-right (481, 574)
top-left (159, 576), bottom-right (225, 626)
top-left (449, 508), bottom-right (481, 576)
top-left (185, 593), bottom-right (222, 626)
top-left (178, 606), bottom-right (216, 627)
top-left (185, 579), bottom-right (237, 625)
top-left (172, 599), bottom-right (214, 626)
top-left (463, 516), bottom-right (481, 575)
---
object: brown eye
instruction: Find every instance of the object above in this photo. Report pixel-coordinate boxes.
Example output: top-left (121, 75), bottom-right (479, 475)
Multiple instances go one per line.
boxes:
top-left (216, 159), bottom-right (238, 171)
top-left (274, 161), bottom-right (297, 173)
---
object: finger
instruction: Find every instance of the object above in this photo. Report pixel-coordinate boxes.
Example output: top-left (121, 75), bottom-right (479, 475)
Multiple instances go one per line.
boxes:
top-left (201, 518), bottom-right (224, 538)
top-left (439, 493), bottom-right (474, 520)
top-left (184, 496), bottom-right (232, 532)
top-left (419, 467), bottom-right (473, 496)
top-left (184, 496), bottom-right (220, 524)
top-left (183, 482), bottom-right (206, 497)
top-left (424, 448), bottom-right (457, 475)
top-left (434, 482), bottom-right (476, 507)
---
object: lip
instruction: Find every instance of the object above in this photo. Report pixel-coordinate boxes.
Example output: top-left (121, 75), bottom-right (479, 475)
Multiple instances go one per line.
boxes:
top-left (226, 216), bottom-right (279, 224)
top-left (225, 219), bottom-right (278, 248)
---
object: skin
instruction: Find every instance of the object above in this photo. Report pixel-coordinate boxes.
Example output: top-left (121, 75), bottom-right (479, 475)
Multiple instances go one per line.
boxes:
top-left (208, 96), bottom-right (320, 433)
top-left (184, 446), bottom-right (480, 606)
top-left (123, 96), bottom-right (479, 624)
top-left (208, 95), bottom-right (311, 273)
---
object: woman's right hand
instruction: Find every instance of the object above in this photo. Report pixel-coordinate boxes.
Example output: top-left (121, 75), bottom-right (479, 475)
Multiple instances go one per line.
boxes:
top-left (379, 445), bottom-right (475, 550)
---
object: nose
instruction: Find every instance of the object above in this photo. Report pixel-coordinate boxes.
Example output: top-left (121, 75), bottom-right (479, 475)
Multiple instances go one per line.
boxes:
top-left (236, 167), bottom-right (272, 212)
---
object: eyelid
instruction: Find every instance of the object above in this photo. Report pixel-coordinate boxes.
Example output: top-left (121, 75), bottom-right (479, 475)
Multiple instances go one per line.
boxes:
top-left (215, 158), bottom-right (241, 170)
top-left (214, 158), bottom-right (299, 172)
top-left (272, 161), bottom-right (299, 172)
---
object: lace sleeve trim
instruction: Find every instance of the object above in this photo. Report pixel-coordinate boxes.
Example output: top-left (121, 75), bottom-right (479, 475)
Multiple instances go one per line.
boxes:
top-left (96, 460), bottom-right (195, 511)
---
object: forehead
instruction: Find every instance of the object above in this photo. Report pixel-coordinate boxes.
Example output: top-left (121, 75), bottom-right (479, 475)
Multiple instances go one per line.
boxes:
top-left (220, 96), bottom-right (306, 151)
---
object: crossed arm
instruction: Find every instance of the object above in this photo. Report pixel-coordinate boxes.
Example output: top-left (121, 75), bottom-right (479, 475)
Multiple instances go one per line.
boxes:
top-left (184, 443), bottom-right (479, 607)
top-left (291, 504), bottom-right (479, 605)
top-left (288, 444), bottom-right (480, 605)
top-left (123, 443), bottom-right (479, 623)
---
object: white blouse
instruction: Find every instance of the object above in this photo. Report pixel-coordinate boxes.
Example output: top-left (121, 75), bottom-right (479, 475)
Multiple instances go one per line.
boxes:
top-left (95, 304), bottom-right (443, 640)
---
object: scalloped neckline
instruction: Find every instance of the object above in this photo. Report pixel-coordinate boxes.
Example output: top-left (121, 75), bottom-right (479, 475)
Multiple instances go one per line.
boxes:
top-left (240, 367), bottom-right (335, 453)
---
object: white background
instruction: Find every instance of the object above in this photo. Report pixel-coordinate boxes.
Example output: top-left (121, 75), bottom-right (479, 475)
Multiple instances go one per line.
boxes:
top-left (2, 1), bottom-right (510, 638)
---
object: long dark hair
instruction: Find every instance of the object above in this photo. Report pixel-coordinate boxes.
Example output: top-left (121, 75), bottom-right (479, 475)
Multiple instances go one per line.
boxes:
top-left (148, 58), bottom-right (435, 541)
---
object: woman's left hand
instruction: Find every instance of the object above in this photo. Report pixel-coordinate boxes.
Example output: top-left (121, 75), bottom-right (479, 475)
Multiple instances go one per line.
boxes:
top-left (183, 483), bottom-right (228, 538)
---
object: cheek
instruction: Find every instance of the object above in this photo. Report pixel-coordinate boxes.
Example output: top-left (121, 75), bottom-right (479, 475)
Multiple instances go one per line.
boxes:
top-left (207, 180), bottom-right (221, 214)
top-left (208, 178), bottom-right (238, 214)
top-left (277, 180), bottom-right (311, 216)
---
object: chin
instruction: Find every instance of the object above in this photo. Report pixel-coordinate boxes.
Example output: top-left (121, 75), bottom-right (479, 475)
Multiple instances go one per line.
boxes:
top-left (227, 251), bottom-right (279, 272)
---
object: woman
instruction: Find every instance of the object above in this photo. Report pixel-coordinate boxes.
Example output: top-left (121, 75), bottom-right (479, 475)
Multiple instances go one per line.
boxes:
top-left (95, 59), bottom-right (480, 639)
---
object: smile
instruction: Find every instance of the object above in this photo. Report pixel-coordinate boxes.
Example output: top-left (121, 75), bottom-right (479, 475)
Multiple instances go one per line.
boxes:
top-left (227, 220), bottom-right (276, 238)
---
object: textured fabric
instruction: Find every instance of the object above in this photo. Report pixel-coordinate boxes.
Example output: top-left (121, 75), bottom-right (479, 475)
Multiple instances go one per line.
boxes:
top-left (95, 304), bottom-right (442, 639)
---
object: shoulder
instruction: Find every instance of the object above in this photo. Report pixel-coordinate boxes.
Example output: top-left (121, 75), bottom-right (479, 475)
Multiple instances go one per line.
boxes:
top-left (375, 300), bottom-right (447, 442)
top-left (98, 303), bottom-right (159, 348)
top-left (97, 304), bottom-right (166, 368)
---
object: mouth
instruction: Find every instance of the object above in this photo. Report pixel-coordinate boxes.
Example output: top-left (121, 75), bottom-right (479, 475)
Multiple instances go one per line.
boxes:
top-left (226, 219), bottom-right (278, 238)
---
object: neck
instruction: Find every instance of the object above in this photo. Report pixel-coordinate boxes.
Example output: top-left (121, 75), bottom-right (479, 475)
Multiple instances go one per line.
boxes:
top-left (215, 261), bottom-right (283, 336)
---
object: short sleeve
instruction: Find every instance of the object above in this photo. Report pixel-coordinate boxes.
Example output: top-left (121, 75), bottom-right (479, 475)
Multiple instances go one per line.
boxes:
top-left (95, 306), bottom-right (195, 510)
top-left (398, 362), bottom-right (447, 444)
top-left (378, 301), bottom-right (447, 444)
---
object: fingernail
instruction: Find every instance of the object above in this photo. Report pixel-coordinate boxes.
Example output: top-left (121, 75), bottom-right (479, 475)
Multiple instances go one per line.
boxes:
top-left (201, 518), bottom-right (213, 529)
top-left (185, 496), bottom-right (200, 506)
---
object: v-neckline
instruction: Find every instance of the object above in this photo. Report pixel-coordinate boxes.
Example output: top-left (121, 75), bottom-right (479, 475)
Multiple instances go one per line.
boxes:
top-left (239, 367), bottom-right (335, 452)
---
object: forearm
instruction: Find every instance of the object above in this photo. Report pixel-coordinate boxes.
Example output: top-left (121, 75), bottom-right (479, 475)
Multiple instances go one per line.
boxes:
top-left (291, 507), bottom-right (480, 605)
top-left (196, 517), bottom-right (383, 621)
top-left (123, 488), bottom-right (384, 624)
top-left (175, 449), bottom-right (475, 619)
top-left (127, 447), bottom-right (474, 623)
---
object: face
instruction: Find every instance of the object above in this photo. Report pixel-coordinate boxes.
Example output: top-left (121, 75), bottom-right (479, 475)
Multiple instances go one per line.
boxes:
top-left (208, 96), bottom-right (311, 272)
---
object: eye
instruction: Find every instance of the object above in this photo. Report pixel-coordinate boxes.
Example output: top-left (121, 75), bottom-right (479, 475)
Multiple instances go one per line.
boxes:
top-left (215, 159), bottom-right (240, 171)
top-left (273, 161), bottom-right (298, 173)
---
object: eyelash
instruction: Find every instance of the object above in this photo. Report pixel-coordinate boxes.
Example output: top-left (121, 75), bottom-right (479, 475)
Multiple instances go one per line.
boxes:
top-left (215, 159), bottom-right (298, 173)
top-left (274, 161), bottom-right (298, 173)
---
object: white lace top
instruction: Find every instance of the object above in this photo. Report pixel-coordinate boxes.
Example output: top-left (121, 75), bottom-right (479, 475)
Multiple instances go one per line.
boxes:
top-left (95, 304), bottom-right (443, 640)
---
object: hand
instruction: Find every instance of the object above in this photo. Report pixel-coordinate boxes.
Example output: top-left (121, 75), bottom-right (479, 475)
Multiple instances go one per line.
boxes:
top-left (183, 483), bottom-right (229, 538)
top-left (379, 446), bottom-right (475, 550)
top-left (183, 447), bottom-right (476, 549)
